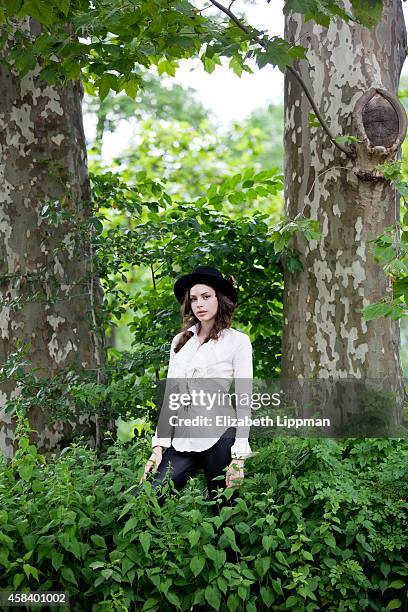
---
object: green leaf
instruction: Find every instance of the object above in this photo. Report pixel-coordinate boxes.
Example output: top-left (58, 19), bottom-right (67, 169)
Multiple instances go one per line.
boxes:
top-left (333, 134), bottom-right (361, 146)
top-left (255, 556), bottom-right (270, 577)
top-left (361, 300), bottom-right (392, 321)
top-left (20, 0), bottom-right (56, 26)
top-left (380, 562), bottom-right (391, 577)
top-left (286, 252), bottom-right (304, 273)
top-left (387, 600), bottom-right (402, 610)
top-left (139, 532), bottom-right (151, 555)
top-left (18, 463), bottom-right (33, 481)
top-left (373, 245), bottom-right (395, 264)
top-left (217, 576), bottom-right (228, 594)
top-left (229, 55), bottom-right (243, 77)
top-left (58, 0), bottom-right (70, 17)
top-left (395, 182), bottom-right (408, 200)
top-left (350, 0), bottom-right (384, 27)
top-left (98, 73), bottom-right (117, 101)
top-left (302, 550), bottom-right (314, 561)
top-left (116, 417), bottom-right (148, 442)
top-left (286, 595), bottom-right (301, 607)
top-left (90, 217), bottom-right (104, 234)
top-left (213, 549), bottom-right (227, 571)
top-left (23, 564), bottom-right (39, 581)
top-left (90, 534), bottom-right (106, 548)
top-left (165, 592), bottom-right (180, 607)
top-left (275, 550), bottom-right (288, 565)
top-left (190, 556), bottom-right (205, 577)
top-left (13, 573), bottom-right (24, 590)
top-left (187, 529), bottom-right (200, 546)
top-left (227, 593), bottom-right (240, 611)
top-left (284, 0), bottom-right (352, 27)
top-left (51, 551), bottom-right (64, 571)
top-left (205, 585), bottom-right (221, 610)
top-left (262, 535), bottom-right (273, 551)
top-left (122, 516), bottom-right (138, 536)
top-left (61, 566), bottom-right (78, 585)
top-left (202, 53), bottom-right (222, 74)
top-left (238, 586), bottom-right (249, 600)
top-left (203, 543), bottom-right (217, 560)
top-left (261, 586), bottom-right (275, 606)
top-left (89, 561), bottom-right (105, 570)
top-left (192, 589), bottom-right (205, 605)
top-left (125, 79), bottom-right (138, 99)
top-left (223, 526), bottom-right (236, 545)
top-left (308, 112), bottom-right (322, 128)
top-left (101, 568), bottom-right (113, 579)
top-left (388, 581), bottom-right (406, 590)
top-left (142, 598), bottom-right (159, 611)
top-left (157, 60), bottom-right (177, 77)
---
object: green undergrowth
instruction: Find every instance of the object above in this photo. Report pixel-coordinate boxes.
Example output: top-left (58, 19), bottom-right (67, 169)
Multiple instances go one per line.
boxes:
top-left (0, 414), bottom-right (408, 611)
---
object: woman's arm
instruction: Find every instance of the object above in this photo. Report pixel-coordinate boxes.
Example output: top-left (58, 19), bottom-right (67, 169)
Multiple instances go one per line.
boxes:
top-left (151, 334), bottom-right (180, 449)
top-left (230, 333), bottom-right (254, 460)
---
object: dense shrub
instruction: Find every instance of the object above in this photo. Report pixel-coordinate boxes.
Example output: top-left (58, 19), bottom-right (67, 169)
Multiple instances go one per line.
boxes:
top-left (1, 414), bottom-right (408, 611)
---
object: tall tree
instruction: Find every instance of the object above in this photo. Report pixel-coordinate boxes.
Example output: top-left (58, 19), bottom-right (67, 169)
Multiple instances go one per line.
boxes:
top-left (281, 0), bottom-right (407, 426)
top-left (0, 19), bottom-right (104, 457)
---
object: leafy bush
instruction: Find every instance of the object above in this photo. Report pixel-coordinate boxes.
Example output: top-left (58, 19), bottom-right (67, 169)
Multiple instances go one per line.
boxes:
top-left (1, 413), bottom-right (408, 611)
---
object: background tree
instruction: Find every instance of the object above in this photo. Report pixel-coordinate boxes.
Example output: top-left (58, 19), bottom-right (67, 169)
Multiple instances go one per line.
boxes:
top-left (0, 19), bottom-right (104, 457)
top-left (281, 0), bottom-right (407, 426)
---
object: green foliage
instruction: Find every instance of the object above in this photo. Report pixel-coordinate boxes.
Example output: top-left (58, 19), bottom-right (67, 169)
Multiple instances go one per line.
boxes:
top-left (0, 0), bottom-right (299, 98)
top-left (333, 134), bottom-right (363, 146)
top-left (1, 0), bottom-right (384, 98)
top-left (284, 0), bottom-right (351, 28)
top-left (84, 99), bottom-right (285, 206)
top-left (359, 158), bottom-right (408, 323)
top-left (283, 0), bottom-right (383, 28)
top-left (349, 0), bottom-right (384, 28)
top-left (85, 72), bottom-right (210, 157)
top-left (1, 412), bottom-right (407, 610)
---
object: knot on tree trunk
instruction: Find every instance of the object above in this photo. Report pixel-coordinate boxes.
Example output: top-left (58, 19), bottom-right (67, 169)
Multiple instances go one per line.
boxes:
top-left (354, 88), bottom-right (407, 156)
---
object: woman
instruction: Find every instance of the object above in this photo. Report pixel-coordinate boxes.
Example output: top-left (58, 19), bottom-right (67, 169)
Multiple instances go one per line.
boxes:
top-left (137, 265), bottom-right (254, 516)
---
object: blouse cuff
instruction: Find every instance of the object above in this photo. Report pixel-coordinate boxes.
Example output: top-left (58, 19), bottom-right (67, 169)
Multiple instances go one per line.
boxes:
top-left (151, 428), bottom-right (171, 449)
top-left (230, 438), bottom-right (256, 460)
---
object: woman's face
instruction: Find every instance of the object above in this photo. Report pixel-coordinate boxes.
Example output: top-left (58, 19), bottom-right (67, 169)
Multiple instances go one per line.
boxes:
top-left (189, 284), bottom-right (218, 324)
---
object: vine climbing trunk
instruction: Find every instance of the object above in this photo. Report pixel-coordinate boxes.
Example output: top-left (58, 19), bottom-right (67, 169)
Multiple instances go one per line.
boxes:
top-left (281, 0), bottom-right (407, 429)
top-left (0, 18), bottom-right (105, 457)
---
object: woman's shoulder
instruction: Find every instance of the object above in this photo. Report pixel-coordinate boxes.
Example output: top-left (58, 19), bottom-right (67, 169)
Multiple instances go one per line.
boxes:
top-left (170, 331), bottom-right (184, 348)
top-left (222, 327), bottom-right (252, 346)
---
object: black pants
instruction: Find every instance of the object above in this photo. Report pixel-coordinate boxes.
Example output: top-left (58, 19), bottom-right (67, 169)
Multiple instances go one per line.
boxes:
top-left (135, 427), bottom-right (239, 516)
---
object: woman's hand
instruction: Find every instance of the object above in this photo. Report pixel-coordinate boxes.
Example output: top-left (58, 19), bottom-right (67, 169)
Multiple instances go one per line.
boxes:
top-left (139, 446), bottom-right (163, 483)
top-left (226, 458), bottom-right (245, 488)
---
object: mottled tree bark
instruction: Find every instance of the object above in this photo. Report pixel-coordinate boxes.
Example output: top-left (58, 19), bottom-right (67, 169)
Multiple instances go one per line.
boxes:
top-left (0, 19), bottom-right (105, 457)
top-left (282, 0), bottom-right (406, 428)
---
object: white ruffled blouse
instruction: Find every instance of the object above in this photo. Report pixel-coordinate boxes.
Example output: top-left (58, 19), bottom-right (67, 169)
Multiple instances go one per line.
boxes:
top-left (151, 324), bottom-right (255, 459)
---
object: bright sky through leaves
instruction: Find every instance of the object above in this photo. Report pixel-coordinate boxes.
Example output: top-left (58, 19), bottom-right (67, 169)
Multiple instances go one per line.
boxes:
top-left (85, 0), bottom-right (408, 159)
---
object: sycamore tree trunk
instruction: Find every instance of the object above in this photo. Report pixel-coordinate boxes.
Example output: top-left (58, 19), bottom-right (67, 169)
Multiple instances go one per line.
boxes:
top-left (0, 19), bottom-right (105, 458)
top-left (282, 0), bottom-right (407, 430)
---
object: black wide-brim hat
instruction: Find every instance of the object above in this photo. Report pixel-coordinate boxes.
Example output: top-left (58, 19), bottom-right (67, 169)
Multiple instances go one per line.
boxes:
top-left (174, 265), bottom-right (238, 304)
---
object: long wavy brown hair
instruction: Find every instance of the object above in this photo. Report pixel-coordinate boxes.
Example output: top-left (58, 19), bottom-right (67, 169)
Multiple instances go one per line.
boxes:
top-left (174, 279), bottom-right (237, 353)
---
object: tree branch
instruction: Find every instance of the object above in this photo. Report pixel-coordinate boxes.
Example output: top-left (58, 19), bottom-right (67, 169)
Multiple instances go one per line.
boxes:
top-left (208, 0), bottom-right (356, 159)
